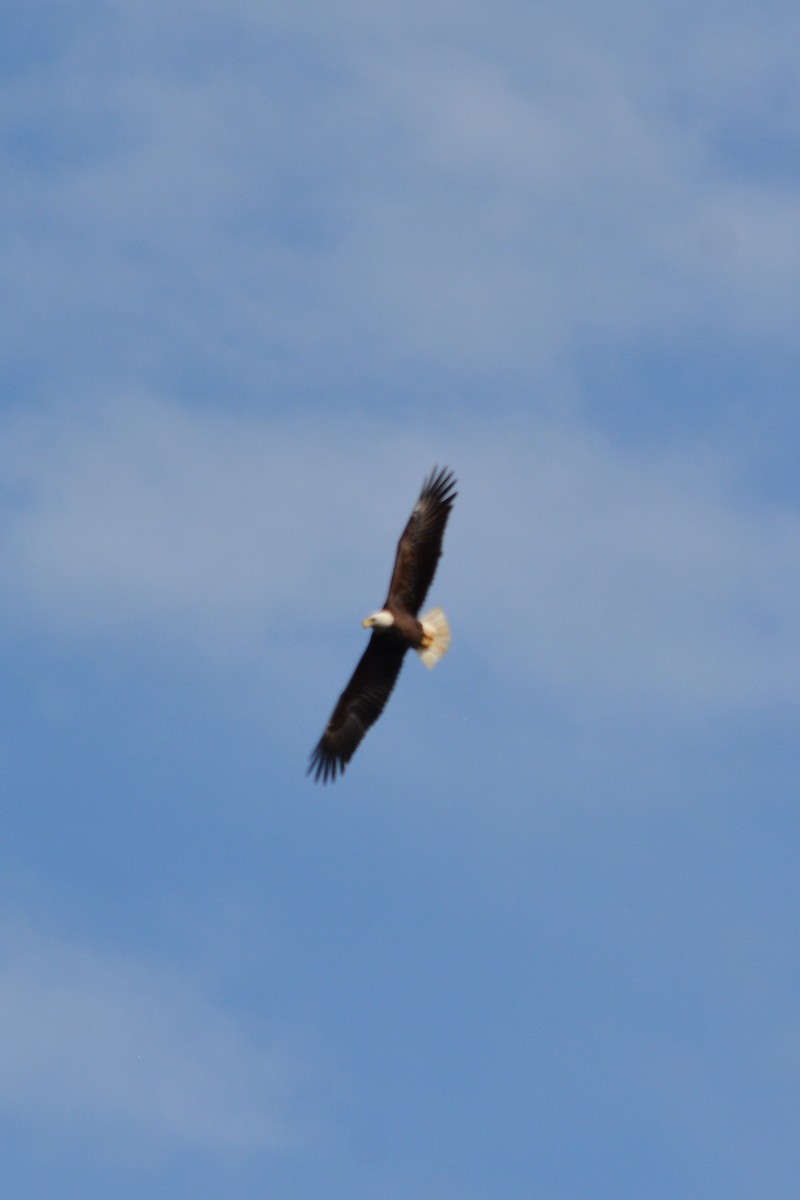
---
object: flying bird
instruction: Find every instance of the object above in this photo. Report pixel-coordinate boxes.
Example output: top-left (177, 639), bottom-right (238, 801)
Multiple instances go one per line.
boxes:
top-left (308, 466), bottom-right (457, 783)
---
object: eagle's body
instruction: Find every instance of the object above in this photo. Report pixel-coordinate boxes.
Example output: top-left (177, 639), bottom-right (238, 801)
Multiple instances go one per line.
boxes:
top-left (308, 466), bottom-right (457, 783)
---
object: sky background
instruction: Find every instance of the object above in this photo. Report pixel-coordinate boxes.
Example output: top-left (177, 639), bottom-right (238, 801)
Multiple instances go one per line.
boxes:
top-left (1, 1), bottom-right (800, 1196)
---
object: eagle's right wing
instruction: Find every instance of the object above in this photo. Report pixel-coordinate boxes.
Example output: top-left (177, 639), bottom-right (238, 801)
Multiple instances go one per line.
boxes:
top-left (307, 635), bottom-right (408, 783)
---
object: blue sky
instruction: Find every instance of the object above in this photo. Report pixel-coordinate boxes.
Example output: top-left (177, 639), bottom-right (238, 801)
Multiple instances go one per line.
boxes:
top-left (2, 1), bottom-right (800, 1196)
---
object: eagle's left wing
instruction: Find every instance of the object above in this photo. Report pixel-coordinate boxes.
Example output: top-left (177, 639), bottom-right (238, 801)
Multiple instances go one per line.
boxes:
top-left (384, 466), bottom-right (457, 616)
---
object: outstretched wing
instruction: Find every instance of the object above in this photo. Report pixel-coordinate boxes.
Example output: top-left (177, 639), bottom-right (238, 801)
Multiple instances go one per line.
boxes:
top-left (308, 635), bottom-right (408, 783)
top-left (384, 466), bottom-right (457, 616)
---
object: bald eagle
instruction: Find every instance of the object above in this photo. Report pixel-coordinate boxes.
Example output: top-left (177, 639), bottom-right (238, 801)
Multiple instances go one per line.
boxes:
top-left (308, 466), bottom-right (457, 783)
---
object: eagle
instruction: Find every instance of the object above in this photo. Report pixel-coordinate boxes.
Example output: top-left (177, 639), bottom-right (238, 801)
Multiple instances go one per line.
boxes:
top-left (308, 466), bottom-right (457, 783)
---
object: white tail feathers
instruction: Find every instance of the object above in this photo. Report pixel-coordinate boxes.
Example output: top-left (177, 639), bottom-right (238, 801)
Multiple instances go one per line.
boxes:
top-left (418, 607), bottom-right (451, 668)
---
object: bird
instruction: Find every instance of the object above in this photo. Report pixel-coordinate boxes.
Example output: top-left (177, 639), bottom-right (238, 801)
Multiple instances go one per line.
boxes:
top-left (308, 466), bottom-right (457, 783)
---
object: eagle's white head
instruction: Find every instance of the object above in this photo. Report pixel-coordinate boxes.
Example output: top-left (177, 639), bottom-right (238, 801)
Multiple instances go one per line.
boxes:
top-left (362, 610), bottom-right (395, 630)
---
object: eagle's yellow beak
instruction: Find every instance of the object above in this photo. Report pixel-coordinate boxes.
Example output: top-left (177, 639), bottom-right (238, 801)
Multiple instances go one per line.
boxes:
top-left (362, 617), bottom-right (373, 628)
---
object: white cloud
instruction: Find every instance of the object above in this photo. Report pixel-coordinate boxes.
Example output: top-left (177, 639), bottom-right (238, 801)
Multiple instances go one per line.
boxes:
top-left (1, 0), bottom-right (798, 396)
top-left (0, 916), bottom-right (295, 1150)
top-left (1, 398), bottom-right (798, 715)
top-left (0, 399), bottom-right (420, 648)
top-left (453, 428), bottom-right (800, 711)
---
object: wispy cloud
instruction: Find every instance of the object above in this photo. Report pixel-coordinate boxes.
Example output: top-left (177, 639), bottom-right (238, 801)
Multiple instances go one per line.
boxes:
top-left (455, 428), bottom-right (800, 711)
top-left (0, 399), bottom-right (410, 647)
top-left (1, 398), bottom-right (797, 714)
top-left (0, 916), bottom-right (296, 1151)
top-left (2, 1), bottom-right (798, 404)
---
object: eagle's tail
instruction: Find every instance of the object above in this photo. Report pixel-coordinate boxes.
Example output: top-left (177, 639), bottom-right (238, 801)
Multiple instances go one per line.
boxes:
top-left (418, 607), bottom-right (451, 669)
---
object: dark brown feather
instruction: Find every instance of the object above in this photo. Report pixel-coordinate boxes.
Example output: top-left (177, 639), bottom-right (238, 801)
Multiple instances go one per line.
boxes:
top-left (308, 466), bottom-right (457, 783)
top-left (307, 635), bottom-right (407, 782)
top-left (384, 466), bottom-right (457, 616)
